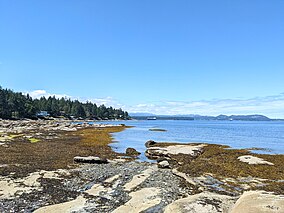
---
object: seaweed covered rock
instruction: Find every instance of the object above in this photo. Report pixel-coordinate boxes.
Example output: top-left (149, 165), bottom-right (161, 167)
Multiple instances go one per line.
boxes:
top-left (126, 147), bottom-right (141, 156)
top-left (145, 140), bottom-right (157, 148)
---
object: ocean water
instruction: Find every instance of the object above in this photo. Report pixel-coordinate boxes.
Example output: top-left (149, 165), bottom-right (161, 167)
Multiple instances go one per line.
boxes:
top-left (97, 120), bottom-right (284, 161)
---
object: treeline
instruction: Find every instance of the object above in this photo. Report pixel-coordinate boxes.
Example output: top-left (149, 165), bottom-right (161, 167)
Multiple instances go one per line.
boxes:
top-left (0, 86), bottom-right (130, 120)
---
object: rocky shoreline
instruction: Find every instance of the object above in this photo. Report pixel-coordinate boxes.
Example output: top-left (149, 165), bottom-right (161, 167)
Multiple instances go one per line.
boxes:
top-left (0, 119), bottom-right (284, 212)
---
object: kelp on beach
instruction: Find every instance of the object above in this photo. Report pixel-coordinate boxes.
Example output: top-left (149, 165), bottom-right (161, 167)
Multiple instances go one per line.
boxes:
top-left (0, 124), bottom-right (127, 178)
top-left (147, 142), bottom-right (284, 195)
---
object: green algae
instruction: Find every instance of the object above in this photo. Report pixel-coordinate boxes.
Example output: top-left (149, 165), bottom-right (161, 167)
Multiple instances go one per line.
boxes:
top-left (0, 134), bottom-right (25, 142)
top-left (28, 138), bottom-right (41, 143)
top-left (0, 134), bottom-right (18, 141)
top-left (9, 134), bottom-right (22, 139)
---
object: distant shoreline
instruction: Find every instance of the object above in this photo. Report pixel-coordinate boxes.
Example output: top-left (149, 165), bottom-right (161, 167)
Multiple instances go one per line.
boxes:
top-left (131, 114), bottom-right (284, 121)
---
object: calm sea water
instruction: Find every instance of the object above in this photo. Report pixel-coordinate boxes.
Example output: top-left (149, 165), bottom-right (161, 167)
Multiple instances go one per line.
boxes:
top-left (97, 120), bottom-right (284, 161)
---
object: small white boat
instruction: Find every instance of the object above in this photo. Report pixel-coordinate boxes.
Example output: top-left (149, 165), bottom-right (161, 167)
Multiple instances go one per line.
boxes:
top-left (147, 117), bottom-right (157, 120)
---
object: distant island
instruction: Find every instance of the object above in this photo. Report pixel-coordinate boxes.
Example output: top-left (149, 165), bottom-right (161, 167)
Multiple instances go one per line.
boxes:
top-left (0, 86), bottom-right (130, 120)
top-left (130, 113), bottom-right (279, 121)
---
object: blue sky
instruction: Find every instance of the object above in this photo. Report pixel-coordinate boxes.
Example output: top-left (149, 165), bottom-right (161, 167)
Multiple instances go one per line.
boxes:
top-left (1, 0), bottom-right (284, 117)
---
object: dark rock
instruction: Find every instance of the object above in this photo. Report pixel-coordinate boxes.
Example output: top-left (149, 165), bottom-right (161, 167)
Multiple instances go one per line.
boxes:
top-left (149, 128), bottom-right (167, 132)
top-left (73, 156), bottom-right (109, 164)
top-left (145, 140), bottom-right (157, 148)
top-left (145, 147), bottom-right (170, 160)
top-left (126, 147), bottom-right (141, 156)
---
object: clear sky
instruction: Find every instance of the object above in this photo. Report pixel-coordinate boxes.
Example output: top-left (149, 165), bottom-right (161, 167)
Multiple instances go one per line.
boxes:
top-left (1, 0), bottom-right (284, 117)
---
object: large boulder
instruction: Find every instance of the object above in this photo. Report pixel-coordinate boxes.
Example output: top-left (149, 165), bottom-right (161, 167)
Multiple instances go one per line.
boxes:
top-left (126, 147), bottom-right (141, 156)
top-left (145, 140), bottom-right (157, 148)
top-left (158, 160), bottom-right (170, 169)
top-left (145, 144), bottom-right (205, 160)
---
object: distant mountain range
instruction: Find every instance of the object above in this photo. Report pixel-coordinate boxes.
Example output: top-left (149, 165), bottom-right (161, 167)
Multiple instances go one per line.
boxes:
top-left (129, 113), bottom-right (156, 117)
top-left (129, 113), bottom-right (279, 121)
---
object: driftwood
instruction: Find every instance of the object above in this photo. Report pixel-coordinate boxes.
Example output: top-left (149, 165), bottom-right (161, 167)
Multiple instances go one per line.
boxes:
top-left (74, 156), bottom-right (109, 164)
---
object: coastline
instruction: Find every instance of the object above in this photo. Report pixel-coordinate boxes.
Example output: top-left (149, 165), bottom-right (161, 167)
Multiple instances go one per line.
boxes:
top-left (0, 119), bottom-right (283, 212)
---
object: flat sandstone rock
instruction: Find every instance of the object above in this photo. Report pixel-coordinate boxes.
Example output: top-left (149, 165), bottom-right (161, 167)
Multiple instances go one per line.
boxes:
top-left (238, 155), bottom-right (274, 165)
top-left (147, 144), bottom-right (206, 156)
top-left (112, 187), bottom-right (161, 213)
top-left (34, 196), bottom-right (87, 213)
top-left (164, 191), bottom-right (236, 213)
top-left (230, 191), bottom-right (284, 213)
top-left (124, 166), bottom-right (158, 191)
